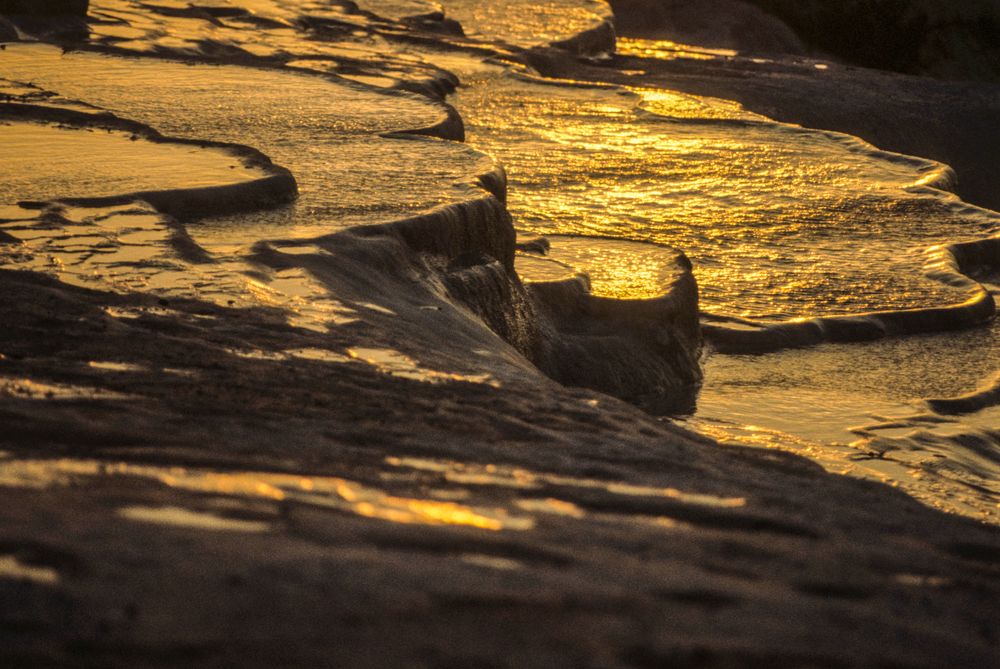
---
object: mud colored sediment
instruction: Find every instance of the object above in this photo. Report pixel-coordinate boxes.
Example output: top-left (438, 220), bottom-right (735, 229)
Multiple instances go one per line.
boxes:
top-left (0, 62), bottom-right (702, 403)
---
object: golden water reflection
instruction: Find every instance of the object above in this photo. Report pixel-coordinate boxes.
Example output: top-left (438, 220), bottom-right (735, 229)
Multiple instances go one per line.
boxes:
top-left (440, 0), bottom-right (611, 47)
top-left (684, 410), bottom-right (1000, 525)
top-left (617, 37), bottom-right (739, 61)
top-left (517, 235), bottom-right (688, 299)
top-left (454, 64), bottom-right (985, 317)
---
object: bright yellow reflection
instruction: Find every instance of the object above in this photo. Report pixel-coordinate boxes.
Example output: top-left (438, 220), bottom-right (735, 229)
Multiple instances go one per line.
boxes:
top-left (442, 0), bottom-right (611, 47)
top-left (119, 505), bottom-right (272, 533)
top-left (454, 65), bottom-right (977, 318)
top-left (0, 555), bottom-right (60, 586)
top-left (617, 36), bottom-right (738, 61)
top-left (0, 377), bottom-right (135, 402)
top-left (517, 236), bottom-right (688, 299)
top-left (386, 456), bottom-right (746, 508)
top-left (0, 459), bottom-right (533, 532)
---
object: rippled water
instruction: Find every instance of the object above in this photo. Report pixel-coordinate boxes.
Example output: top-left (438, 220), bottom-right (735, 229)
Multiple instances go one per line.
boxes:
top-left (442, 0), bottom-right (611, 47)
top-left (455, 66), bottom-right (995, 319)
top-left (441, 5), bottom-right (1000, 521)
top-left (0, 45), bottom-right (488, 234)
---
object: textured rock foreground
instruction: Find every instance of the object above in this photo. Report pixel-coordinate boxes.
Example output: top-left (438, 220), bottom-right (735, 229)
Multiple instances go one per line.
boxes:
top-left (1, 0), bottom-right (1000, 667)
top-left (2, 269), bottom-right (1000, 668)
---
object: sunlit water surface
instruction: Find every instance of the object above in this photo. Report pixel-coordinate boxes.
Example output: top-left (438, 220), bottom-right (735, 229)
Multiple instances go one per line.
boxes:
top-left (439, 16), bottom-right (1000, 521)
top-left (454, 65), bottom-right (995, 320)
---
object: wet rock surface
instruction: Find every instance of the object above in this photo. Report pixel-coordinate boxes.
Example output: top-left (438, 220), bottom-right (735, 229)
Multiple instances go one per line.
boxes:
top-left (1, 0), bottom-right (1000, 666)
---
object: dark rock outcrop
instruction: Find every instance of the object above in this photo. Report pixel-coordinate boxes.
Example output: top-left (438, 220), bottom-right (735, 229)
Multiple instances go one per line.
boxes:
top-left (745, 0), bottom-right (1000, 82)
top-left (608, 0), bottom-right (1000, 82)
top-left (0, 0), bottom-right (88, 16)
top-left (0, 15), bottom-right (17, 39)
top-left (0, 0), bottom-right (89, 39)
top-left (528, 270), bottom-right (703, 413)
top-left (608, 0), bottom-right (806, 55)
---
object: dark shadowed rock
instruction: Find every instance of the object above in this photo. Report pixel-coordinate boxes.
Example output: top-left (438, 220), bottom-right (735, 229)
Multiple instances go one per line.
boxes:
top-left (746, 0), bottom-right (1000, 82)
top-left (609, 0), bottom-right (1000, 82)
top-left (0, 0), bottom-right (88, 17)
top-left (609, 0), bottom-right (806, 54)
top-left (0, 15), bottom-right (17, 39)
